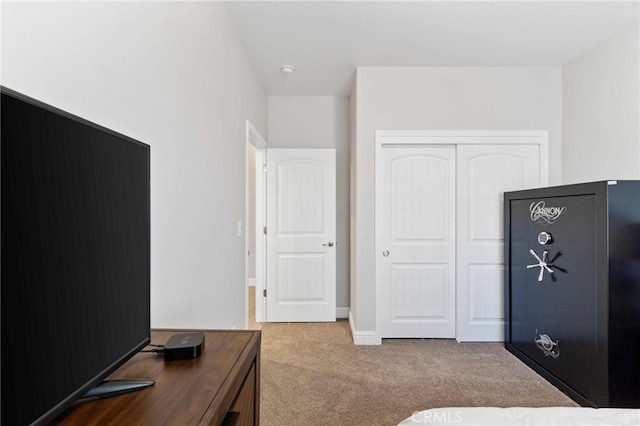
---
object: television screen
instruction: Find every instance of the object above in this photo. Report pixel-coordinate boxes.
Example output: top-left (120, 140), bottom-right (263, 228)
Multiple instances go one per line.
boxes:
top-left (1, 86), bottom-right (151, 425)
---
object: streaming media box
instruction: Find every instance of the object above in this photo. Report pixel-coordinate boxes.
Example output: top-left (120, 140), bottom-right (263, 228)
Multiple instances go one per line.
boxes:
top-left (163, 332), bottom-right (205, 361)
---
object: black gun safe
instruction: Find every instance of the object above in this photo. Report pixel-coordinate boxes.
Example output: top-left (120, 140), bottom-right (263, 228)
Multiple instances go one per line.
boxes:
top-left (504, 180), bottom-right (640, 408)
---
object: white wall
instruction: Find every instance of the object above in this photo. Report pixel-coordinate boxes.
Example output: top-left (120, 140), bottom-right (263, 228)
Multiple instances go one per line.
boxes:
top-left (562, 23), bottom-right (640, 184)
top-left (1, 1), bottom-right (267, 329)
top-left (351, 67), bottom-right (562, 332)
top-left (268, 96), bottom-right (350, 313)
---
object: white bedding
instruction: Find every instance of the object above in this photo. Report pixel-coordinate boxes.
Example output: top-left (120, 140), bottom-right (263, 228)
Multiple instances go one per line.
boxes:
top-left (398, 407), bottom-right (640, 425)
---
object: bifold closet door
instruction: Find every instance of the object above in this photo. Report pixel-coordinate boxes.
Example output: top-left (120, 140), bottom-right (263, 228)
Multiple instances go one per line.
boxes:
top-left (456, 144), bottom-right (540, 341)
top-left (377, 145), bottom-right (456, 338)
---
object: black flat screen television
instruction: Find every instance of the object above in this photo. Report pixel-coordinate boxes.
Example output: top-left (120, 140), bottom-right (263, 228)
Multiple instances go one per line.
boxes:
top-left (1, 86), bottom-right (152, 425)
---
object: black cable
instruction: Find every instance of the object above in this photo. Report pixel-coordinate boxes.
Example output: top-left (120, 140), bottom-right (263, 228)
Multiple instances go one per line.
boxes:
top-left (141, 343), bottom-right (165, 354)
top-left (140, 348), bottom-right (164, 354)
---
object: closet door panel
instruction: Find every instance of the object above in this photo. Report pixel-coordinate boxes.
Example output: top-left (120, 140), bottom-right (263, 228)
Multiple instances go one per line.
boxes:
top-left (377, 145), bottom-right (456, 338)
top-left (456, 144), bottom-right (540, 341)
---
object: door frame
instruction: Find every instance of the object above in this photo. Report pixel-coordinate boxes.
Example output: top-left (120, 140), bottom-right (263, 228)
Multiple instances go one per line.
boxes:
top-left (374, 130), bottom-right (549, 340)
top-left (245, 120), bottom-right (267, 327)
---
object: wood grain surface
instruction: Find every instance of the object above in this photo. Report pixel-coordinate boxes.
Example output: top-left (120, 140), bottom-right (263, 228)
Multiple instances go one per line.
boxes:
top-left (55, 329), bottom-right (261, 426)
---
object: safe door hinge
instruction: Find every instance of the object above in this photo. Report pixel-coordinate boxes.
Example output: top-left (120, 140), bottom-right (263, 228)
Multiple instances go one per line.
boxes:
top-left (263, 289), bottom-right (267, 298)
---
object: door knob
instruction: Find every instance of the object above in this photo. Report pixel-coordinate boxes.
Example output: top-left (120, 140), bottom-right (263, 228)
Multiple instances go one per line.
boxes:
top-left (323, 241), bottom-right (335, 247)
top-left (383, 250), bottom-right (390, 257)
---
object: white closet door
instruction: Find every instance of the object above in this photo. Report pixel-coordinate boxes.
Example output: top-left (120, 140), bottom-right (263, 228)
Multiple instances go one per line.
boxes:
top-left (266, 148), bottom-right (336, 322)
top-left (377, 145), bottom-right (456, 338)
top-left (456, 144), bottom-right (540, 341)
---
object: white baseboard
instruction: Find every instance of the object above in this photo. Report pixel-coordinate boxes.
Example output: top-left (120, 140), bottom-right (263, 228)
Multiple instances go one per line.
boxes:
top-left (336, 307), bottom-right (349, 319)
top-left (248, 278), bottom-right (256, 287)
top-left (348, 311), bottom-right (381, 345)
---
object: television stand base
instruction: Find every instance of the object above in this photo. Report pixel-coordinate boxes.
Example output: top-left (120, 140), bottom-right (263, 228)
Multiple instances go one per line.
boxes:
top-left (79, 379), bottom-right (155, 401)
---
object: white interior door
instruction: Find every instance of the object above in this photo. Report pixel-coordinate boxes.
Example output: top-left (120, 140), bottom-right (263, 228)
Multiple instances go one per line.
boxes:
top-left (456, 144), bottom-right (541, 341)
top-left (377, 145), bottom-right (456, 338)
top-left (266, 148), bottom-right (336, 322)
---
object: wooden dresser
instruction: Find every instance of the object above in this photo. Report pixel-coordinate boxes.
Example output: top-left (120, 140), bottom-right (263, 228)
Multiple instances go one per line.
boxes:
top-left (56, 329), bottom-right (261, 425)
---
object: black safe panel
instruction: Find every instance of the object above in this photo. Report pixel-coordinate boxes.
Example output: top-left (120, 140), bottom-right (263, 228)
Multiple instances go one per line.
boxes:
top-left (505, 180), bottom-right (640, 408)
top-left (509, 195), bottom-right (597, 399)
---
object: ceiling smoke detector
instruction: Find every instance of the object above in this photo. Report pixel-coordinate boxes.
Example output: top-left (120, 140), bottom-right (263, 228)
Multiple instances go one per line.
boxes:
top-left (280, 64), bottom-right (295, 74)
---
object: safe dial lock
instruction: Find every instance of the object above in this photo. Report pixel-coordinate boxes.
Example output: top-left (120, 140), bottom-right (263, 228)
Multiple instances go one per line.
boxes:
top-left (538, 232), bottom-right (552, 245)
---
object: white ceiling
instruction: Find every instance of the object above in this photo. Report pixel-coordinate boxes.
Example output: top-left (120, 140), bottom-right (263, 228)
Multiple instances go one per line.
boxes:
top-left (224, 0), bottom-right (639, 96)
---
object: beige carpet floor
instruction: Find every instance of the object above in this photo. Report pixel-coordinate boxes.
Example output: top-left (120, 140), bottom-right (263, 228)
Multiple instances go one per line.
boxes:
top-left (255, 319), bottom-right (578, 426)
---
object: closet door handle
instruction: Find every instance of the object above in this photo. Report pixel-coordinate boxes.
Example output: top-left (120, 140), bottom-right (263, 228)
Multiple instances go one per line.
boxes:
top-left (383, 250), bottom-right (390, 257)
